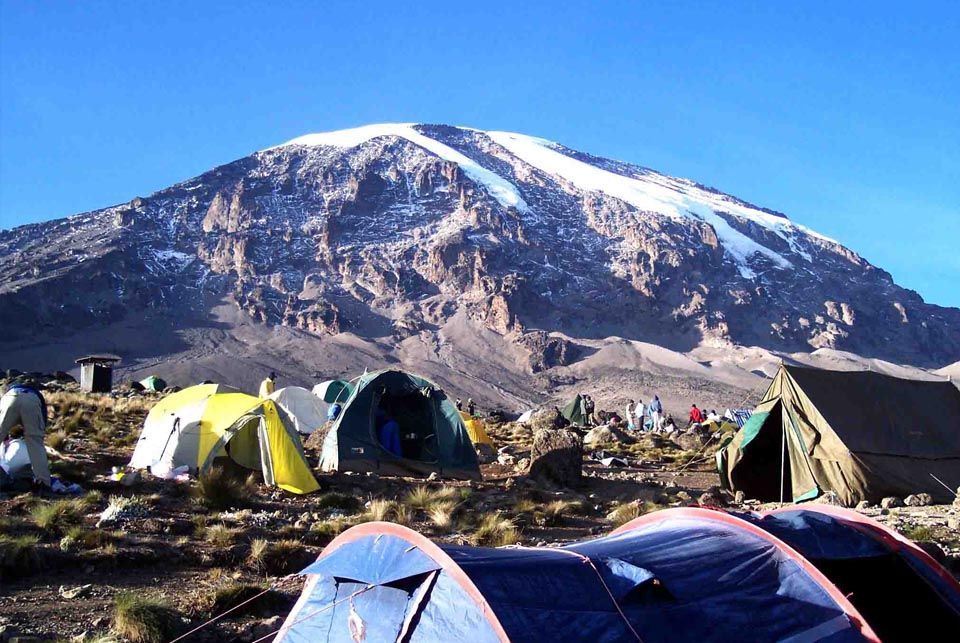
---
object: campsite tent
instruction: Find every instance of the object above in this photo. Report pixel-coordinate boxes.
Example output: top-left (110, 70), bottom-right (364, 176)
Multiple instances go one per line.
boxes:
top-left (560, 394), bottom-right (586, 426)
top-left (269, 386), bottom-right (328, 434)
top-left (318, 369), bottom-right (480, 480)
top-left (312, 379), bottom-right (354, 404)
top-left (744, 505), bottom-right (960, 640)
top-left (275, 507), bottom-right (888, 642)
top-left (138, 375), bottom-right (167, 392)
top-left (719, 364), bottom-right (960, 505)
top-left (460, 411), bottom-right (494, 447)
top-left (129, 384), bottom-right (319, 494)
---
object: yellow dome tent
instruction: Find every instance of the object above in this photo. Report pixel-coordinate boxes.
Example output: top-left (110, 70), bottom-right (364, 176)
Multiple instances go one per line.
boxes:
top-left (130, 384), bottom-right (319, 494)
top-left (459, 411), bottom-right (494, 447)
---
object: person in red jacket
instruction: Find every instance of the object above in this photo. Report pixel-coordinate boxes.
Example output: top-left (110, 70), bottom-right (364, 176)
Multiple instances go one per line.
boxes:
top-left (688, 404), bottom-right (704, 426)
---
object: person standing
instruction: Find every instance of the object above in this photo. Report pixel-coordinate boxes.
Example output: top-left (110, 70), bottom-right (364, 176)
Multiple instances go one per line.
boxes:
top-left (467, 398), bottom-right (476, 416)
top-left (649, 395), bottom-right (663, 431)
top-left (633, 398), bottom-right (646, 431)
top-left (259, 372), bottom-right (276, 398)
top-left (584, 395), bottom-right (596, 426)
top-left (455, 398), bottom-right (463, 411)
top-left (0, 382), bottom-right (51, 488)
top-left (625, 400), bottom-right (636, 430)
top-left (688, 404), bottom-right (704, 426)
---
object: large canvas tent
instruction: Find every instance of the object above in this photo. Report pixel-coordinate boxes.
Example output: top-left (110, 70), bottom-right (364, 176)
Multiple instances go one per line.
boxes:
top-left (130, 384), bottom-right (319, 494)
top-left (275, 507), bottom-right (905, 642)
top-left (269, 386), bottom-right (328, 434)
top-left (318, 369), bottom-right (480, 480)
top-left (719, 365), bottom-right (960, 505)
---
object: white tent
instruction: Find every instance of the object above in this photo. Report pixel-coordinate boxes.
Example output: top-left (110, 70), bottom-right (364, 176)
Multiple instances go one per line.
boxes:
top-left (270, 386), bottom-right (328, 434)
top-left (517, 409), bottom-right (535, 423)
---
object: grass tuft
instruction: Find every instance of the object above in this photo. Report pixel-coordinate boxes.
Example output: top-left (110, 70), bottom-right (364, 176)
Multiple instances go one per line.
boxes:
top-left (246, 538), bottom-right (309, 576)
top-left (471, 513), bottom-right (520, 547)
top-left (193, 465), bottom-right (253, 510)
top-left (404, 485), bottom-right (459, 511)
top-left (428, 501), bottom-right (459, 533)
top-left (30, 499), bottom-right (86, 534)
top-left (0, 534), bottom-right (41, 578)
top-left (314, 492), bottom-right (362, 514)
top-left (203, 523), bottom-right (238, 548)
top-left (111, 592), bottom-right (180, 643)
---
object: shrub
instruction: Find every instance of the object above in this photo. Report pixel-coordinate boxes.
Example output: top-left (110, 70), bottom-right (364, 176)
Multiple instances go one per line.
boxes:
top-left (193, 466), bottom-right (252, 510)
top-left (471, 514), bottom-right (519, 547)
top-left (30, 499), bottom-right (86, 534)
top-left (542, 500), bottom-right (581, 526)
top-left (314, 492), bottom-right (362, 514)
top-left (901, 525), bottom-right (935, 542)
top-left (111, 592), bottom-right (180, 643)
top-left (60, 526), bottom-right (108, 552)
top-left (0, 534), bottom-right (40, 578)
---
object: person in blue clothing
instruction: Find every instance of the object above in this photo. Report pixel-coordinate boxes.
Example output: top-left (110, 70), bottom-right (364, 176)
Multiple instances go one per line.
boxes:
top-left (0, 381), bottom-right (51, 488)
top-left (375, 407), bottom-right (402, 457)
top-left (649, 395), bottom-right (664, 431)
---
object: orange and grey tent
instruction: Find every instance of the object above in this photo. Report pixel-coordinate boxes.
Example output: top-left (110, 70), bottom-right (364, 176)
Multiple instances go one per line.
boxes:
top-left (269, 505), bottom-right (958, 642)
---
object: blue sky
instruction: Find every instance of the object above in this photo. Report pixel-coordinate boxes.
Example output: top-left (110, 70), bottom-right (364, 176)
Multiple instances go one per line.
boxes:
top-left (1, 1), bottom-right (958, 306)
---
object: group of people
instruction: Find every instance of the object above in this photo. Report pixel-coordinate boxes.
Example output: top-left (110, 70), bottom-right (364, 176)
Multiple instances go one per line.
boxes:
top-left (687, 404), bottom-right (722, 426)
top-left (455, 397), bottom-right (477, 416)
top-left (622, 395), bottom-right (676, 433)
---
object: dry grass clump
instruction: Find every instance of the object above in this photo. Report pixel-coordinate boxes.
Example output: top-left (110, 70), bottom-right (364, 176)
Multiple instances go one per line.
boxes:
top-left (314, 492), bottom-right (362, 514)
top-left (193, 465), bottom-right (255, 510)
top-left (542, 499), bottom-right (582, 526)
top-left (46, 430), bottom-right (69, 451)
top-left (111, 592), bottom-right (180, 643)
top-left (310, 517), bottom-right (354, 538)
top-left (203, 523), bottom-right (239, 548)
top-left (404, 485), bottom-right (459, 511)
top-left (247, 538), bottom-right (309, 576)
top-left (427, 501), bottom-right (460, 533)
top-left (901, 525), bottom-right (935, 542)
top-left (360, 498), bottom-right (413, 525)
top-left (59, 409), bottom-right (87, 434)
top-left (606, 500), bottom-right (659, 528)
top-left (60, 526), bottom-right (109, 552)
top-left (0, 534), bottom-right (41, 578)
top-left (471, 513), bottom-right (519, 547)
top-left (30, 499), bottom-right (87, 534)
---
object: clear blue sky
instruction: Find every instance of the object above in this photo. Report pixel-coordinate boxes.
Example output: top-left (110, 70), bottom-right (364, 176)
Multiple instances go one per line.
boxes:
top-left (2, 1), bottom-right (958, 306)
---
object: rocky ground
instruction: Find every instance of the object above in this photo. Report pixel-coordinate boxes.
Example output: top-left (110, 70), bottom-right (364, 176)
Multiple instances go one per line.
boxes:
top-left (0, 379), bottom-right (957, 643)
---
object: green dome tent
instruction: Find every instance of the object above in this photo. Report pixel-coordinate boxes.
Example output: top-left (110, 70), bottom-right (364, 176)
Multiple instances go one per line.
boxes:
top-left (139, 375), bottom-right (167, 392)
top-left (319, 369), bottom-right (480, 480)
top-left (561, 394), bottom-right (586, 426)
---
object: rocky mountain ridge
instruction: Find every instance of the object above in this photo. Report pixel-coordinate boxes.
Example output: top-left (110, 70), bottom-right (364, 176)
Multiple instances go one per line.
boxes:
top-left (1, 123), bottom-right (958, 395)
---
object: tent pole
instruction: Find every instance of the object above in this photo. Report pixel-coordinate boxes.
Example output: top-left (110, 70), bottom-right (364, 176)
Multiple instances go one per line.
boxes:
top-left (779, 425), bottom-right (786, 507)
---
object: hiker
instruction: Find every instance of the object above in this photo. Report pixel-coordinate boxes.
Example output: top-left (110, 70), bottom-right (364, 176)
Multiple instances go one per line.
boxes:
top-left (259, 372), bottom-right (276, 398)
top-left (455, 398), bottom-right (463, 411)
top-left (467, 398), bottom-right (476, 416)
top-left (625, 400), bottom-right (636, 430)
top-left (649, 395), bottom-right (663, 430)
top-left (707, 409), bottom-right (721, 423)
top-left (688, 404), bottom-right (704, 426)
top-left (0, 382), bottom-right (52, 488)
top-left (662, 415), bottom-right (677, 434)
top-left (634, 399), bottom-right (647, 431)
top-left (584, 395), bottom-right (596, 426)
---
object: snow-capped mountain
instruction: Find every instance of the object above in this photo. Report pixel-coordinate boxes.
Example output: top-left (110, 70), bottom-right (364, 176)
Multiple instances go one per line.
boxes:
top-left (1, 123), bottom-right (957, 398)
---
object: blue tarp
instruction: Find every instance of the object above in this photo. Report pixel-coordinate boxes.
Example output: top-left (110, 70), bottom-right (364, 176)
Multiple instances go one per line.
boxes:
top-left (278, 513), bottom-right (871, 642)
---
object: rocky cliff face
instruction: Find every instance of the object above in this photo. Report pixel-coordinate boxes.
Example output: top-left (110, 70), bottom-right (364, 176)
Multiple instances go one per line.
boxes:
top-left (1, 123), bottom-right (958, 370)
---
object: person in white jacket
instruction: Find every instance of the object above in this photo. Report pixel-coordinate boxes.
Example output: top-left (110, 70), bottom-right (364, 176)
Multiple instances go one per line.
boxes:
top-left (634, 399), bottom-right (646, 431)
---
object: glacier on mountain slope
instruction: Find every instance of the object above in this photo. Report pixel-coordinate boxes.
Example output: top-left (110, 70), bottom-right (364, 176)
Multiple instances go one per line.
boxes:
top-left (487, 130), bottom-right (796, 278)
top-left (273, 123), bottom-right (835, 278)
top-left (276, 124), bottom-right (529, 213)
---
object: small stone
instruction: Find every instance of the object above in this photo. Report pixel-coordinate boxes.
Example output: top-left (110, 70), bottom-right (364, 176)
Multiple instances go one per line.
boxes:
top-left (675, 490), bottom-right (692, 502)
top-left (426, 472), bottom-right (438, 481)
top-left (698, 492), bottom-right (725, 507)
top-left (734, 490), bottom-right (746, 504)
top-left (880, 497), bottom-right (902, 509)
top-left (947, 517), bottom-right (959, 530)
top-left (856, 500), bottom-right (872, 510)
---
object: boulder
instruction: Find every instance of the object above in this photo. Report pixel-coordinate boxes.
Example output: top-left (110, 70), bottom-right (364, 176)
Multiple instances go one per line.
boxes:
top-left (528, 429), bottom-right (582, 487)
top-left (904, 493), bottom-right (933, 507)
top-left (880, 496), bottom-right (902, 509)
top-left (672, 425), bottom-right (712, 451)
top-left (855, 500), bottom-right (872, 510)
top-left (734, 490), bottom-right (746, 505)
top-left (698, 491), bottom-right (725, 507)
top-left (955, 487), bottom-right (960, 508)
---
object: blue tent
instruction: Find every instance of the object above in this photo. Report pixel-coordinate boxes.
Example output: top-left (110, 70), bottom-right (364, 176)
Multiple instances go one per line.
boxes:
top-left (275, 507), bottom-right (886, 642)
top-left (742, 506), bottom-right (960, 641)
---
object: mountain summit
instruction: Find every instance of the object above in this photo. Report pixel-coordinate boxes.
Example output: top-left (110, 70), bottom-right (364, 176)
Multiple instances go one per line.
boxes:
top-left (1, 124), bottom-right (957, 402)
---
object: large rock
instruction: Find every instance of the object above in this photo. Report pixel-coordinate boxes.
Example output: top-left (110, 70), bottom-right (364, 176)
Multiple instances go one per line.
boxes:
top-left (673, 425), bottom-right (712, 451)
top-left (880, 496), bottom-right (903, 509)
top-left (528, 429), bottom-right (583, 487)
top-left (583, 425), bottom-right (635, 447)
top-left (904, 493), bottom-right (933, 507)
